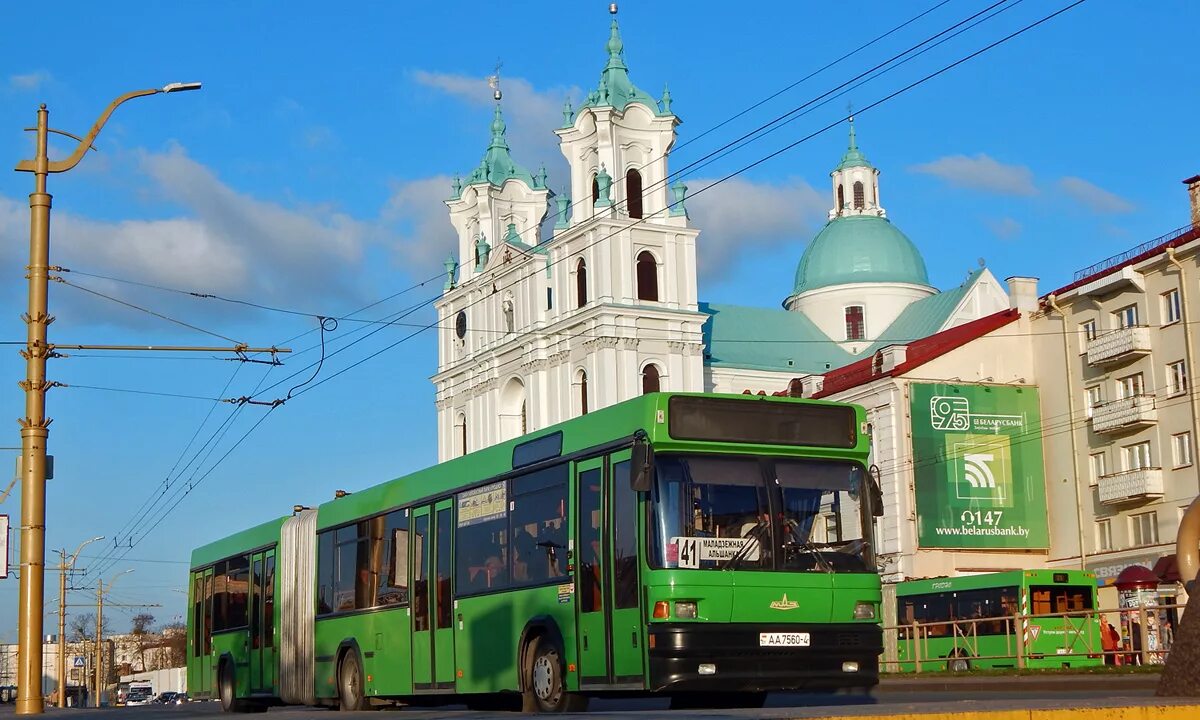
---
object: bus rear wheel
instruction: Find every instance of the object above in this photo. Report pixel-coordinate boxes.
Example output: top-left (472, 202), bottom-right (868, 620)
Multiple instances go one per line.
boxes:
top-left (522, 636), bottom-right (587, 713)
top-left (218, 660), bottom-right (255, 713)
top-left (338, 650), bottom-right (369, 711)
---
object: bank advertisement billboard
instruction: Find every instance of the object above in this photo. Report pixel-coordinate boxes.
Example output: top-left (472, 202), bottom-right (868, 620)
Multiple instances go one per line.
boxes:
top-left (910, 383), bottom-right (1049, 549)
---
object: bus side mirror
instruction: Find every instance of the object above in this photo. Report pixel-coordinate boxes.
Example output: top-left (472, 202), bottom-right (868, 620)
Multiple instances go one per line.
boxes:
top-left (631, 439), bottom-right (654, 492)
top-left (869, 464), bottom-right (884, 517)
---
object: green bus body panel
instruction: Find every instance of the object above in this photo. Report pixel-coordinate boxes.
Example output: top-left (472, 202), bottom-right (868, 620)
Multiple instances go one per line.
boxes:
top-left (895, 569), bottom-right (1102, 670)
top-left (188, 393), bottom-right (876, 703)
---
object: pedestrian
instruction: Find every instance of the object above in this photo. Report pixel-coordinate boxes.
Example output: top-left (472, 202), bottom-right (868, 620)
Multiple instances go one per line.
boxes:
top-left (1102, 622), bottom-right (1117, 665)
top-left (1130, 619), bottom-right (1143, 666)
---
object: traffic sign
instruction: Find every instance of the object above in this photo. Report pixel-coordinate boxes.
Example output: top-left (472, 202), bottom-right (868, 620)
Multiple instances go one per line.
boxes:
top-left (73, 656), bottom-right (85, 668)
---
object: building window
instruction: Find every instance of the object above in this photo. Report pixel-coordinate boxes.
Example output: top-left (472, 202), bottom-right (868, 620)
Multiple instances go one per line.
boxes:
top-left (575, 258), bottom-right (588, 308)
top-left (837, 185), bottom-right (845, 210)
top-left (626, 169), bottom-right (643, 219)
top-left (1163, 289), bottom-right (1182, 324)
top-left (1096, 519), bottom-right (1112, 552)
top-left (853, 181), bottom-right (865, 209)
top-left (1168, 360), bottom-right (1188, 396)
top-left (1172, 432), bottom-right (1193, 468)
top-left (1088, 452), bottom-right (1105, 487)
top-left (578, 370), bottom-right (589, 416)
top-left (1079, 320), bottom-right (1097, 353)
top-left (591, 173), bottom-right (599, 207)
top-left (636, 251), bottom-right (659, 302)
top-left (642, 364), bottom-right (661, 394)
top-left (1085, 386), bottom-right (1102, 418)
top-left (546, 287), bottom-right (553, 310)
top-left (455, 413), bottom-right (468, 457)
top-left (1116, 372), bottom-right (1144, 400)
top-left (844, 305), bottom-right (865, 341)
top-left (1130, 511), bottom-right (1158, 547)
top-left (1114, 304), bottom-right (1138, 329)
top-left (1122, 441), bottom-right (1152, 471)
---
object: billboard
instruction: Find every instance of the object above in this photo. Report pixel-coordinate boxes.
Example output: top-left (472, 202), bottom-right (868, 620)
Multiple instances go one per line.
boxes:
top-left (910, 383), bottom-right (1049, 549)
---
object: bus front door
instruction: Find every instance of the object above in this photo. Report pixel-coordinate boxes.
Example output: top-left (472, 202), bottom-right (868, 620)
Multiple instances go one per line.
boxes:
top-left (411, 502), bottom-right (457, 691)
top-left (247, 549), bottom-right (276, 693)
top-left (575, 452), bottom-right (645, 686)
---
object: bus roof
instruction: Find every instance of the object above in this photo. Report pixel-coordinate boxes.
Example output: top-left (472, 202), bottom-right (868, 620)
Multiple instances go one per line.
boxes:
top-left (190, 514), bottom-right (286, 570)
top-left (895, 569), bottom-right (1098, 596)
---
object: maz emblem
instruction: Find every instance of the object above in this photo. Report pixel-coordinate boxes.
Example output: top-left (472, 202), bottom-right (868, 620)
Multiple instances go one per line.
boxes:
top-left (769, 594), bottom-right (799, 611)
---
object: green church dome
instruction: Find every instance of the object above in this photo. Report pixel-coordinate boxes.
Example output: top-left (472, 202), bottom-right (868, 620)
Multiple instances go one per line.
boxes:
top-left (791, 215), bottom-right (931, 296)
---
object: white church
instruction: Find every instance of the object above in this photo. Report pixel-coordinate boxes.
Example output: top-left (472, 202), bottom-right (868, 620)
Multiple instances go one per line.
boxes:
top-left (432, 9), bottom-right (1012, 468)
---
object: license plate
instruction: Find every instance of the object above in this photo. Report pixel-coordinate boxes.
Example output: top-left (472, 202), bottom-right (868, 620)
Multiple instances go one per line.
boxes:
top-left (759, 632), bottom-right (810, 647)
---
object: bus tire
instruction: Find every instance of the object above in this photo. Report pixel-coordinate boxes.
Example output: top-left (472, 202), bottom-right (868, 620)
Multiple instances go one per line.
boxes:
top-left (218, 659), bottom-right (251, 713)
top-left (946, 652), bottom-right (972, 673)
top-left (337, 649), bottom-right (369, 711)
top-left (521, 635), bottom-right (588, 713)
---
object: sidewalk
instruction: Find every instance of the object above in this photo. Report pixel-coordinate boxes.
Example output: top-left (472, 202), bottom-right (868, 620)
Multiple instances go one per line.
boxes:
top-left (879, 671), bottom-right (1162, 693)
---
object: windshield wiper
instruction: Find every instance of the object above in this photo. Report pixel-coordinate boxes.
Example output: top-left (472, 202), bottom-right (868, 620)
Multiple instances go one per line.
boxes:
top-left (720, 520), bottom-right (769, 571)
top-left (782, 533), bottom-right (835, 573)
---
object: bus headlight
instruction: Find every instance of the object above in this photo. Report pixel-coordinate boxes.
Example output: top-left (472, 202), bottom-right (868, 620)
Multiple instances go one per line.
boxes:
top-left (674, 601), bottom-right (698, 619)
top-left (854, 601), bottom-right (876, 620)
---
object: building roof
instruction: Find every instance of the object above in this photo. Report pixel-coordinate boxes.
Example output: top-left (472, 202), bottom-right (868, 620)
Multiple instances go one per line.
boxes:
top-left (1043, 223), bottom-right (1200, 300)
top-left (578, 17), bottom-right (666, 117)
top-left (790, 214), bottom-right (931, 297)
top-left (872, 268), bottom-right (984, 344)
top-left (810, 308), bottom-right (1020, 399)
top-left (457, 105), bottom-right (539, 193)
top-left (833, 117), bottom-right (873, 172)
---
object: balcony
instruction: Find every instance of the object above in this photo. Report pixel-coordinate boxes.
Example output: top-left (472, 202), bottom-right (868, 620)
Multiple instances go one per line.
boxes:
top-left (1091, 395), bottom-right (1157, 434)
top-left (1086, 326), bottom-right (1152, 366)
top-left (1098, 467), bottom-right (1164, 506)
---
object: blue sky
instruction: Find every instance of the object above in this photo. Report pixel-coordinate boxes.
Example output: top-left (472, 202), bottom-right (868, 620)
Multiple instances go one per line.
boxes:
top-left (0, 0), bottom-right (1197, 636)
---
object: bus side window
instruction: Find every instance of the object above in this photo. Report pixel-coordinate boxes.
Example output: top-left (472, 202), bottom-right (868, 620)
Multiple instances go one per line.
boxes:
top-left (611, 460), bottom-right (638, 610)
top-left (413, 514), bottom-right (430, 631)
top-left (316, 531), bottom-right (335, 615)
top-left (578, 468), bottom-right (603, 613)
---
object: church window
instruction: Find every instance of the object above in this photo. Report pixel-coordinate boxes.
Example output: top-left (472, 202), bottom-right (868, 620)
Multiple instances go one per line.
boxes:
top-left (546, 287), bottom-right (553, 310)
top-left (853, 181), bottom-right (865, 209)
top-left (576, 259), bottom-right (588, 308)
top-left (636, 251), bottom-right (659, 302)
top-left (592, 174), bottom-right (600, 207)
top-left (837, 185), bottom-right (845, 210)
top-left (642, 364), bottom-right (661, 394)
top-left (626, 169), bottom-right (644, 219)
top-left (502, 299), bottom-right (514, 334)
top-left (577, 369), bottom-right (590, 416)
top-left (845, 305), bottom-right (865, 340)
top-left (455, 413), bottom-right (468, 457)
top-left (520, 400), bottom-right (527, 435)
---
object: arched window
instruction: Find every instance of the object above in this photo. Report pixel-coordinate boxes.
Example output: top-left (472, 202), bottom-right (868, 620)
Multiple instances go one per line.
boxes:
top-left (626, 169), bottom-right (643, 219)
top-left (499, 377), bottom-right (526, 441)
top-left (642, 364), bottom-right (661, 394)
top-left (837, 185), bottom-right (845, 210)
top-left (592, 174), bottom-right (600, 207)
top-left (576, 258), bottom-right (588, 308)
top-left (853, 181), bottom-right (865, 209)
top-left (455, 413), bottom-right (468, 457)
top-left (502, 299), bottom-right (514, 334)
top-left (636, 251), bottom-right (658, 302)
top-left (520, 400), bottom-right (527, 435)
top-left (578, 370), bottom-right (589, 416)
top-left (845, 305), bottom-right (865, 341)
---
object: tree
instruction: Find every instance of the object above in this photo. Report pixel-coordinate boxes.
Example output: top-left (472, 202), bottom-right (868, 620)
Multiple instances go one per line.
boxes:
top-left (130, 613), bottom-right (156, 671)
top-left (68, 612), bottom-right (108, 642)
top-left (131, 613), bottom-right (155, 635)
top-left (158, 621), bottom-right (187, 669)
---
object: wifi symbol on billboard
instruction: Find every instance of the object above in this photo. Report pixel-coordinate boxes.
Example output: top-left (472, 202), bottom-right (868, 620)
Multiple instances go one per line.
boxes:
top-left (963, 453), bottom-right (996, 488)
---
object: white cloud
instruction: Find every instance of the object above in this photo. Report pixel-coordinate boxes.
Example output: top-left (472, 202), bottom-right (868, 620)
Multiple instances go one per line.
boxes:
top-left (687, 176), bottom-right (827, 279)
top-left (413, 71), bottom-right (580, 189)
top-left (1058, 176), bottom-right (1134, 214)
top-left (986, 216), bottom-right (1022, 240)
top-left (909, 153), bottom-right (1036, 196)
top-left (9, 70), bottom-right (52, 90)
top-left (381, 175), bottom-right (459, 272)
top-left (0, 145), bottom-right (372, 331)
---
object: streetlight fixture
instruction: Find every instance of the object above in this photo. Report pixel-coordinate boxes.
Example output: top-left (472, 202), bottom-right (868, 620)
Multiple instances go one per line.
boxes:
top-left (12, 84), bottom-right (199, 716)
top-left (94, 568), bottom-right (133, 708)
top-left (56, 536), bottom-right (103, 708)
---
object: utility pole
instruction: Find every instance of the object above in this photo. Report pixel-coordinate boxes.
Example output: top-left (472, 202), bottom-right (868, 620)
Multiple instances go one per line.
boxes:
top-left (94, 583), bottom-right (102, 709)
top-left (13, 86), bottom-right (288, 715)
top-left (56, 536), bottom-right (101, 708)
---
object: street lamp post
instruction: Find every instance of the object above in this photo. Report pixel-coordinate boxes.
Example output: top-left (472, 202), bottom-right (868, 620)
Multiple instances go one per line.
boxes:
top-left (94, 569), bottom-right (133, 708)
top-left (12, 82), bottom-right (200, 716)
top-left (56, 536), bottom-right (102, 708)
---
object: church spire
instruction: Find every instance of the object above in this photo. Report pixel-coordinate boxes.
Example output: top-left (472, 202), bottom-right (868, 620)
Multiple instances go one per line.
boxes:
top-left (829, 113), bottom-right (884, 220)
top-left (578, 3), bottom-right (664, 116)
top-left (459, 70), bottom-right (536, 190)
top-left (834, 115), bottom-right (873, 172)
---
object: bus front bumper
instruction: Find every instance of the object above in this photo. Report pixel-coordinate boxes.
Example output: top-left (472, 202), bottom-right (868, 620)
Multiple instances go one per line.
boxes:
top-left (647, 623), bottom-right (882, 693)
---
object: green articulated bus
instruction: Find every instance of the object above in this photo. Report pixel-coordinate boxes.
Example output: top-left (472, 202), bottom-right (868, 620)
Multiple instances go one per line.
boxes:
top-left (186, 392), bottom-right (884, 712)
top-left (894, 569), bottom-right (1102, 672)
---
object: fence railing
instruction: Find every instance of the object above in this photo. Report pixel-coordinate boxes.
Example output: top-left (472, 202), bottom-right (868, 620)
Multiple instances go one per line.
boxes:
top-left (882, 603), bottom-right (1182, 672)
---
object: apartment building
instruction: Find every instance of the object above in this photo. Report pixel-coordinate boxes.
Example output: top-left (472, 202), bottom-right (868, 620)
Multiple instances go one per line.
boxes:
top-left (1033, 176), bottom-right (1200, 603)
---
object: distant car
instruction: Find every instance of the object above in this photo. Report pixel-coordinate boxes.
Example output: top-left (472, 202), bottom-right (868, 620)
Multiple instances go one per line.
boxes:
top-left (155, 692), bottom-right (177, 704)
top-left (125, 685), bottom-right (154, 707)
top-left (172, 693), bottom-right (189, 705)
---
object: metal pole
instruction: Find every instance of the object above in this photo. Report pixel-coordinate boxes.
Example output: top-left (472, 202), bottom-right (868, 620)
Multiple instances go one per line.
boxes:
top-left (15, 103), bottom-right (52, 716)
top-left (94, 581), bottom-right (102, 707)
top-left (56, 551), bottom-right (66, 707)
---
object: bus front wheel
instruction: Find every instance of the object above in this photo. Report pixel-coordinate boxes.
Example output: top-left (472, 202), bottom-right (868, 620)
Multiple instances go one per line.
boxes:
top-left (218, 660), bottom-right (254, 713)
top-left (522, 636), bottom-right (587, 713)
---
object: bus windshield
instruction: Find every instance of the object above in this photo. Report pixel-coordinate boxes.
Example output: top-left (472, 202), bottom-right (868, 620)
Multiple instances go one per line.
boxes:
top-left (650, 455), bottom-right (872, 572)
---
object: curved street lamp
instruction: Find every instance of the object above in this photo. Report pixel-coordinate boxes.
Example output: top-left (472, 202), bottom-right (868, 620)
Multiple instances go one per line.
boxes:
top-left (55, 536), bottom-right (103, 707)
top-left (13, 83), bottom-right (199, 716)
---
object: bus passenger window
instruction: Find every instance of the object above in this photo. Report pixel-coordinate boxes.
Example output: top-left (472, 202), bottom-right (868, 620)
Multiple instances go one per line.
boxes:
top-left (612, 460), bottom-right (639, 610)
top-left (436, 508), bottom-right (453, 629)
top-left (317, 531), bottom-right (335, 615)
top-left (413, 515), bottom-right (430, 632)
top-left (578, 468), bottom-right (603, 613)
top-left (510, 464), bottom-right (570, 586)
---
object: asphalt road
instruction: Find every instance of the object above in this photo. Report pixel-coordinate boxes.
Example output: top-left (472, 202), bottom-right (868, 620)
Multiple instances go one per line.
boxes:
top-left (4, 680), bottom-right (1190, 720)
